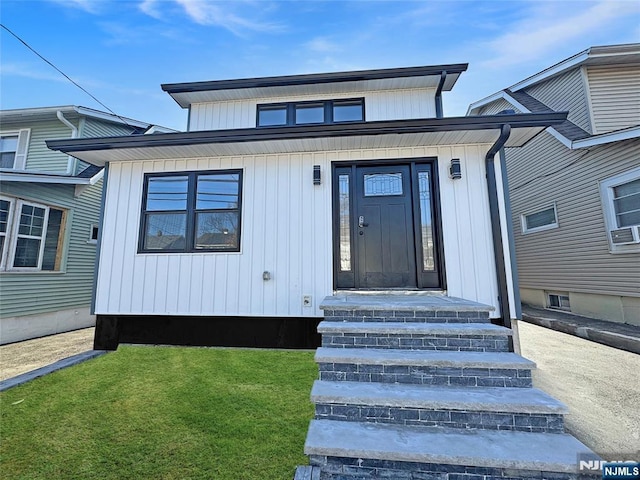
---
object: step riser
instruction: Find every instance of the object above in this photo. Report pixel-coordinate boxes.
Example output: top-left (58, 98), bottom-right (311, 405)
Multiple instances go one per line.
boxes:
top-left (323, 309), bottom-right (491, 323)
top-left (321, 333), bottom-right (510, 352)
top-left (310, 455), bottom-right (586, 480)
top-left (314, 404), bottom-right (564, 433)
top-left (318, 363), bottom-right (533, 388)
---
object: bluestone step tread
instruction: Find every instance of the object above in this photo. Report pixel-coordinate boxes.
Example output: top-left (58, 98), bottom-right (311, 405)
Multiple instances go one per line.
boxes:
top-left (315, 347), bottom-right (536, 369)
top-left (320, 294), bottom-right (494, 312)
top-left (318, 321), bottom-right (512, 336)
top-left (310, 380), bottom-right (567, 414)
top-left (305, 419), bottom-right (591, 473)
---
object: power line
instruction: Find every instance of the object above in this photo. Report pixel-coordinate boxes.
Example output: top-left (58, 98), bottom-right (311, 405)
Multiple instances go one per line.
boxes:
top-left (0, 23), bottom-right (133, 127)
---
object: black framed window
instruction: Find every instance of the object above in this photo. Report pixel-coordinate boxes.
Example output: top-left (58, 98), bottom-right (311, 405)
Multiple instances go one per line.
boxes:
top-left (257, 98), bottom-right (364, 127)
top-left (139, 170), bottom-right (242, 253)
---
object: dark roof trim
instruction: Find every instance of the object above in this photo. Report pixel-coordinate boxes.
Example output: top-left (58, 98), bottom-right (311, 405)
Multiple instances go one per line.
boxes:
top-left (47, 112), bottom-right (567, 154)
top-left (161, 64), bottom-right (469, 94)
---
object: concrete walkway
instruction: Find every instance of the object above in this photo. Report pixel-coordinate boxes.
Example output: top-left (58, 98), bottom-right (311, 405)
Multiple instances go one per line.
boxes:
top-left (518, 321), bottom-right (640, 457)
top-left (0, 327), bottom-right (94, 381)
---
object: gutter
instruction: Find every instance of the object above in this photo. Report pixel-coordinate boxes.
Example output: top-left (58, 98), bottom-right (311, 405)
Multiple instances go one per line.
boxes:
top-left (485, 124), bottom-right (512, 329)
top-left (56, 110), bottom-right (78, 175)
top-left (435, 71), bottom-right (447, 118)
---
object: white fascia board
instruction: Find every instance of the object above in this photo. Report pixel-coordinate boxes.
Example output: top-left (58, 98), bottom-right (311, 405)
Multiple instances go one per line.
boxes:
top-left (509, 50), bottom-right (590, 92)
top-left (0, 171), bottom-right (92, 185)
top-left (88, 168), bottom-right (105, 185)
top-left (467, 91), bottom-right (512, 115)
top-left (73, 107), bottom-right (151, 129)
top-left (571, 126), bottom-right (640, 149)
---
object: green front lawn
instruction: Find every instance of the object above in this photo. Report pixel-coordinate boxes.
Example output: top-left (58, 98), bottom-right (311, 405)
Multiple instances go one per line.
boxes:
top-left (0, 346), bottom-right (317, 480)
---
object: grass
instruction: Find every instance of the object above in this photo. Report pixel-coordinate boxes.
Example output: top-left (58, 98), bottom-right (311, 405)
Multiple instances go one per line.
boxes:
top-left (0, 346), bottom-right (318, 480)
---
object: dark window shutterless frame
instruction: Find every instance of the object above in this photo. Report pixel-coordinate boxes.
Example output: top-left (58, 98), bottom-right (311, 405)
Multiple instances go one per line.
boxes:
top-left (257, 98), bottom-right (365, 127)
top-left (138, 169), bottom-right (243, 253)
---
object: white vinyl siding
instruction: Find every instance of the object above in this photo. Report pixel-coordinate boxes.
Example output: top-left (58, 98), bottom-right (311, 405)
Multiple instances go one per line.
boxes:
top-left (587, 65), bottom-right (640, 135)
top-left (506, 132), bottom-right (640, 297)
top-left (189, 88), bottom-right (437, 131)
top-left (95, 143), bottom-right (507, 318)
top-left (525, 68), bottom-right (592, 133)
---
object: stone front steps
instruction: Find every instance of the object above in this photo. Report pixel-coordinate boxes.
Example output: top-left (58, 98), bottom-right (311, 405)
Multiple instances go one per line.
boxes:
top-left (298, 294), bottom-right (598, 480)
top-left (306, 420), bottom-right (593, 479)
top-left (311, 380), bottom-right (567, 432)
top-left (316, 348), bottom-right (535, 387)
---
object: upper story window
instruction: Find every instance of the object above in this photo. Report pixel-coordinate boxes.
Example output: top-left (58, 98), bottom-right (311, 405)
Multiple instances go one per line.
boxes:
top-left (600, 167), bottom-right (640, 252)
top-left (0, 195), bottom-right (66, 272)
top-left (0, 129), bottom-right (30, 170)
top-left (139, 170), bottom-right (243, 253)
top-left (257, 99), bottom-right (364, 127)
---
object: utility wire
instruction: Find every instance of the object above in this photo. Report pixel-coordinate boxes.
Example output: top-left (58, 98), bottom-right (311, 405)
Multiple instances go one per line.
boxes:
top-left (1, 23), bottom-right (133, 127)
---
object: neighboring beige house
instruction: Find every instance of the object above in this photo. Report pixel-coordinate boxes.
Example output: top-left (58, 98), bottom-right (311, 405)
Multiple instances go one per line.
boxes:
top-left (468, 44), bottom-right (640, 325)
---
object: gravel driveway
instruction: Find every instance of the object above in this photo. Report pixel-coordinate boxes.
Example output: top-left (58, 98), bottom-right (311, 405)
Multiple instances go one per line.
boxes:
top-left (0, 328), bottom-right (94, 381)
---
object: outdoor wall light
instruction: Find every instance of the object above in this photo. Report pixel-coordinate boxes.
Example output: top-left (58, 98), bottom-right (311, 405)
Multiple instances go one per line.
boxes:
top-left (263, 271), bottom-right (271, 281)
top-left (449, 158), bottom-right (462, 180)
top-left (313, 165), bottom-right (321, 185)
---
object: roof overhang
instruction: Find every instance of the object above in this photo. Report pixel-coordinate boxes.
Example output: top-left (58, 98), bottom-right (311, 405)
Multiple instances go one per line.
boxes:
top-left (468, 91), bottom-right (639, 149)
top-left (510, 43), bottom-right (640, 92)
top-left (0, 168), bottom-right (104, 185)
top-left (0, 105), bottom-right (162, 129)
top-left (46, 113), bottom-right (567, 166)
top-left (162, 64), bottom-right (468, 108)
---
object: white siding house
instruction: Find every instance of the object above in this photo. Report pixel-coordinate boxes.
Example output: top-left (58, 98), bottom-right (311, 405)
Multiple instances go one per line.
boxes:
top-left (48, 65), bottom-right (567, 349)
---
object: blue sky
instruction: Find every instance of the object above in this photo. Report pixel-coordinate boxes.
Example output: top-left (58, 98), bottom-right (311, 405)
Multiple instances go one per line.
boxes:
top-left (1, 0), bottom-right (639, 131)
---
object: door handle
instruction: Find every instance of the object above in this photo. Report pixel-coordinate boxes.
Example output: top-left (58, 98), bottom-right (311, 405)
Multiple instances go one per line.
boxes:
top-left (358, 216), bottom-right (369, 228)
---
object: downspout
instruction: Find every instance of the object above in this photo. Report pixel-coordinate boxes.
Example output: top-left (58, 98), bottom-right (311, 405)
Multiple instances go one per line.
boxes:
top-left (485, 124), bottom-right (512, 329)
top-left (435, 71), bottom-right (447, 118)
top-left (56, 111), bottom-right (78, 175)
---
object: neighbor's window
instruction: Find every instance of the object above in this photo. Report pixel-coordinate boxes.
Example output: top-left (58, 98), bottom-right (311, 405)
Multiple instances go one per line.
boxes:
top-left (0, 129), bottom-right (30, 170)
top-left (521, 204), bottom-right (558, 234)
top-left (599, 167), bottom-right (640, 251)
top-left (139, 170), bottom-right (242, 253)
top-left (547, 292), bottom-right (570, 311)
top-left (0, 195), bottom-right (66, 271)
top-left (88, 224), bottom-right (99, 244)
top-left (257, 99), bottom-right (364, 127)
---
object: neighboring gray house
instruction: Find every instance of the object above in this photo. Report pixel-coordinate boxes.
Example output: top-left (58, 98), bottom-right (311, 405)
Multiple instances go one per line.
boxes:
top-left (468, 44), bottom-right (640, 326)
top-left (0, 106), bottom-right (173, 344)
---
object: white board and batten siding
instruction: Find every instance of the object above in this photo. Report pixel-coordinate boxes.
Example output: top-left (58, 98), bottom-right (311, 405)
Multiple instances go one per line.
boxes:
top-left (96, 144), bottom-right (512, 319)
top-left (189, 89), bottom-right (437, 131)
top-left (586, 65), bottom-right (640, 135)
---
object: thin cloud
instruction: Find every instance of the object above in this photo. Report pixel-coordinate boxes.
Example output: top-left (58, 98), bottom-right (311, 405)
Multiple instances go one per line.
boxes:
top-left (47, 0), bottom-right (105, 14)
top-left (138, 0), bottom-right (285, 35)
top-left (1, 63), bottom-right (68, 83)
top-left (482, 1), bottom-right (639, 68)
top-left (305, 37), bottom-right (341, 54)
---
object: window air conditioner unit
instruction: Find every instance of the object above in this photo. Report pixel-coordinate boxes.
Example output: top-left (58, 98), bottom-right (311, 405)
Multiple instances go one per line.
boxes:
top-left (610, 225), bottom-right (640, 245)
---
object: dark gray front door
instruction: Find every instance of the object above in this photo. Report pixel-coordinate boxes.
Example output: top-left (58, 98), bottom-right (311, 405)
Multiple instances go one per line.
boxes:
top-left (333, 160), bottom-right (442, 290)
top-left (355, 165), bottom-right (417, 288)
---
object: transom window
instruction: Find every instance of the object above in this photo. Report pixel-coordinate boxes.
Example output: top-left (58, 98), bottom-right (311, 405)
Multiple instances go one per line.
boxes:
top-left (257, 99), bottom-right (364, 127)
top-left (521, 204), bottom-right (558, 234)
top-left (0, 196), bottom-right (66, 271)
top-left (139, 170), bottom-right (243, 253)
